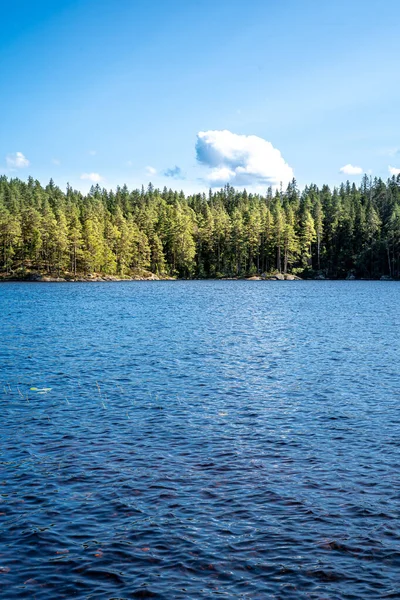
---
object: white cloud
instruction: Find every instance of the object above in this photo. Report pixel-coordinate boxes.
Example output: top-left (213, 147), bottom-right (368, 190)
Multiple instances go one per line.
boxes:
top-left (207, 167), bottom-right (235, 182)
top-left (146, 166), bottom-right (157, 175)
top-left (52, 158), bottom-right (61, 166)
top-left (88, 150), bottom-right (97, 156)
top-left (80, 172), bottom-right (103, 182)
top-left (389, 165), bottom-right (400, 176)
top-left (339, 164), bottom-right (363, 175)
top-left (6, 151), bottom-right (30, 169)
top-left (196, 130), bottom-right (293, 188)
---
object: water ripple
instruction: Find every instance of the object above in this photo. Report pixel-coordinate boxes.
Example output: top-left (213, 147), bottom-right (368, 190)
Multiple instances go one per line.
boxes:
top-left (0, 281), bottom-right (399, 598)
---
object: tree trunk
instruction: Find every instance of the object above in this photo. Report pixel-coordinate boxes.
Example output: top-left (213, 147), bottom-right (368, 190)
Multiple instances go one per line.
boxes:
top-left (387, 244), bottom-right (392, 277)
top-left (284, 245), bottom-right (288, 274)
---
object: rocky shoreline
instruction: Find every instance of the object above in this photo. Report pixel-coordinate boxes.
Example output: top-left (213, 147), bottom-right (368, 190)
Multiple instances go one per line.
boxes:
top-left (0, 273), bottom-right (170, 282)
top-left (0, 272), bottom-right (396, 282)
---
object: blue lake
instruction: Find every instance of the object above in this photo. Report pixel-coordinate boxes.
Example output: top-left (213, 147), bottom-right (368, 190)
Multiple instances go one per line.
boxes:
top-left (0, 281), bottom-right (399, 598)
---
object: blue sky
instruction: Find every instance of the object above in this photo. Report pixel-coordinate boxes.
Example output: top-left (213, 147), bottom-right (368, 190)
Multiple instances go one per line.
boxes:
top-left (1, 0), bottom-right (399, 193)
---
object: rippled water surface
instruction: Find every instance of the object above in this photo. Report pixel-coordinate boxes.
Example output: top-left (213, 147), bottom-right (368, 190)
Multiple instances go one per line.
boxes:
top-left (0, 281), bottom-right (399, 599)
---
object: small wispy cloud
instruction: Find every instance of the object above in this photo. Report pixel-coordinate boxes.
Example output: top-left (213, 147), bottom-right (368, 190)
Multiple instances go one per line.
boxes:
top-left (339, 164), bottom-right (363, 175)
top-left (146, 166), bottom-right (157, 176)
top-left (379, 147), bottom-right (400, 157)
top-left (196, 130), bottom-right (293, 188)
top-left (88, 150), bottom-right (97, 156)
top-left (164, 165), bottom-right (185, 179)
top-left (389, 165), bottom-right (400, 176)
top-left (52, 158), bottom-right (61, 166)
top-left (6, 151), bottom-right (30, 169)
top-left (80, 172), bottom-right (103, 182)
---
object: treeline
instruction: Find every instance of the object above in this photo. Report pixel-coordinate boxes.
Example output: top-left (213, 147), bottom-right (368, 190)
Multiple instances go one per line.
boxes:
top-left (0, 174), bottom-right (400, 279)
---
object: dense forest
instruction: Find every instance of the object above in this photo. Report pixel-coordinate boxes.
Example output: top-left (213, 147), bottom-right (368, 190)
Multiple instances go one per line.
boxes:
top-left (0, 174), bottom-right (400, 280)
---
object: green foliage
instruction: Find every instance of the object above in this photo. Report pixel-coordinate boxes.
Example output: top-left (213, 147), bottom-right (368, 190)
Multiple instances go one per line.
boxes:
top-left (0, 174), bottom-right (400, 278)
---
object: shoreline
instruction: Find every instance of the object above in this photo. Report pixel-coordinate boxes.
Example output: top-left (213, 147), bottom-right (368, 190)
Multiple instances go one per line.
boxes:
top-left (0, 274), bottom-right (397, 283)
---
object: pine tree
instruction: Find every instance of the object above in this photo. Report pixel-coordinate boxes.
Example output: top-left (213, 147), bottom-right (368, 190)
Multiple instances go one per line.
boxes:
top-left (0, 206), bottom-right (21, 273)
top-left (272, 202), bottom-right (285, 272)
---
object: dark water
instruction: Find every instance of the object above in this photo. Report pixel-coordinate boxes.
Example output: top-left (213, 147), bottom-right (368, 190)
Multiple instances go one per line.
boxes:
top-left (0, 281), bottom-right (399, 599)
